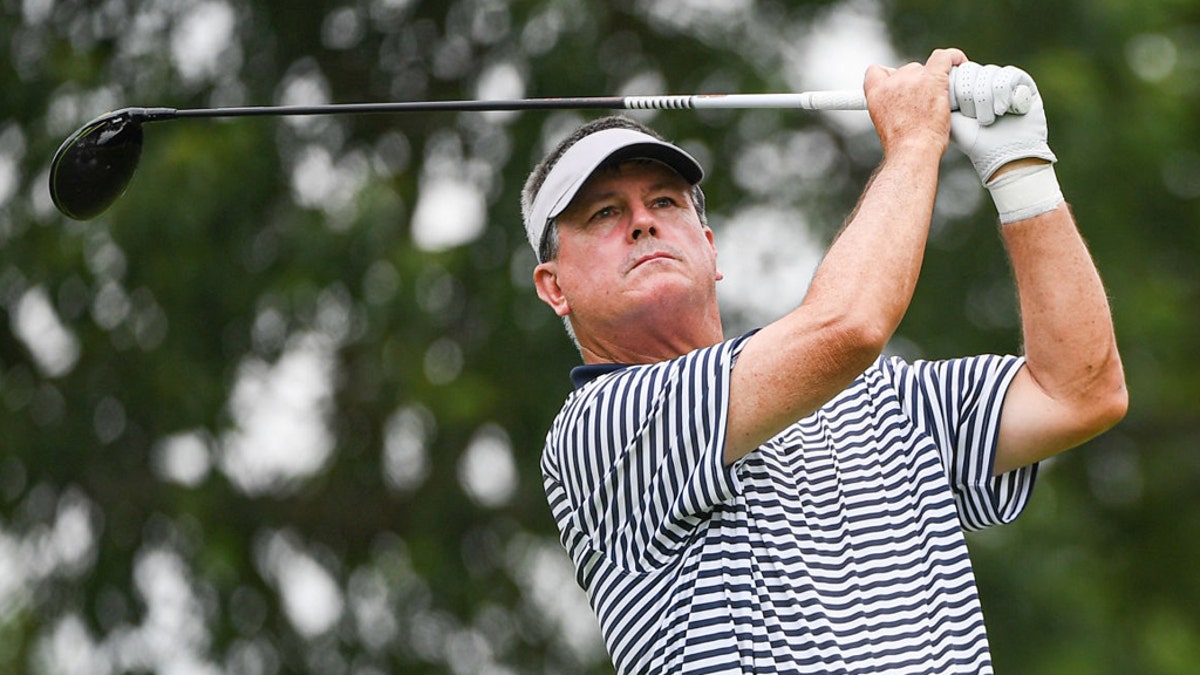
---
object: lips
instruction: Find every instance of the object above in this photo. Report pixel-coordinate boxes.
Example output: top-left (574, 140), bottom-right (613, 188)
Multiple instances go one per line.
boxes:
top-left (634, 252), bottom-right (673, 267)
top-left (627, 246), bottom-right (683, 273)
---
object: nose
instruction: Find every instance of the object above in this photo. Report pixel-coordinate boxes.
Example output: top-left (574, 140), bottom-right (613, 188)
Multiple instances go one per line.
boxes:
top-left (629, 203), bottom-right (658, 241)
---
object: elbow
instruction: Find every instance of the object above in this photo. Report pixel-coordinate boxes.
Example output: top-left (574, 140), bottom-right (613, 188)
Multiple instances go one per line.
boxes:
top-left (1096, 344), bottom-right (1129, 429)
top-left (1094, 370), bottom-right (1129, 432)
top-left (1076, 356), bottom-right (1130, 437)
top-left (829, 309), bottom-right (893, 372)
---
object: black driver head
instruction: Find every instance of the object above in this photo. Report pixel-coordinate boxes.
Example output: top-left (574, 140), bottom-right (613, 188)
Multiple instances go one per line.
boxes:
top-left (49, 109), bottom-right (146, 221)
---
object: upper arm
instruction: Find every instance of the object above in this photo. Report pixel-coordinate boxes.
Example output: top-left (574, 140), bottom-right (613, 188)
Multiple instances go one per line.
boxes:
top-left (994, 364), bottom-right (1126, 476)
top-left (724, 314), bottom-right (881, 464)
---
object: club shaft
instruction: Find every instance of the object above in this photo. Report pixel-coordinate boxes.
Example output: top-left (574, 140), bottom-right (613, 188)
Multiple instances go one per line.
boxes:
top-left (631, 92), bottom-right (867, 111)
top-left (139, 91), bottom-right (866, 122)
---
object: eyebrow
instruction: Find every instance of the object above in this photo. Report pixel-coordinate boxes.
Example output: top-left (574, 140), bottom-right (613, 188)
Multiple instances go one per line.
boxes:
top-left (574, 178), bottom-right (690, 210)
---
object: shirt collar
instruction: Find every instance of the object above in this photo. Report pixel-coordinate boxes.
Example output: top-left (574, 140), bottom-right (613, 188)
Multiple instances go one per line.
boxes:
top-left (569, 363), bottom-right (629, 389)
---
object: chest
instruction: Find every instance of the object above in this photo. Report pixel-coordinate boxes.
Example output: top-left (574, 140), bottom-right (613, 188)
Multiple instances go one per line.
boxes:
top-left (729, 384), bottom-right (958, 548)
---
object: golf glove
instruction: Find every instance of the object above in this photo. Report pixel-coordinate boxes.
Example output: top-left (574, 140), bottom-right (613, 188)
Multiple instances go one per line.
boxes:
top-left (950, 62), bottom-right (1063, 223)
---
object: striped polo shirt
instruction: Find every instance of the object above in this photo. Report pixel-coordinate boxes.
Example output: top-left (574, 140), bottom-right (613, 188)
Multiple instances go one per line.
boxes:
top-left (541, 334), bottom-right (1037, 674)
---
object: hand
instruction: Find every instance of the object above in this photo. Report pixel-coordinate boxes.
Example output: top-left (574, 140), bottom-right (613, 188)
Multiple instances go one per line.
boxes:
top-left (864, 48), bottom-right (967, 158)
top-left (949, 62), bottom-right (1057, 183)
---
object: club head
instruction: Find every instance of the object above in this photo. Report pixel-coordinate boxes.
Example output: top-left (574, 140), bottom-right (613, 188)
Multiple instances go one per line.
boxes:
top-left (49, 109), bottom-right (146, 221)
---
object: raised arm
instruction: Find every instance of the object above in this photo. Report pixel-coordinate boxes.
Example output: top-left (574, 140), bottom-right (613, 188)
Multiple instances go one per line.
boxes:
top-left (723, 48), bottom-right (967, 464)
top-left (948, 64), bottom-right (1128, 475)
top-left (993, 197), bottom-right (1127, 474)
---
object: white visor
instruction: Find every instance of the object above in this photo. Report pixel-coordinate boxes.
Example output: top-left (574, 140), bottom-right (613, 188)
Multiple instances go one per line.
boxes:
top-left (525, 127), bottom-right (704, 260)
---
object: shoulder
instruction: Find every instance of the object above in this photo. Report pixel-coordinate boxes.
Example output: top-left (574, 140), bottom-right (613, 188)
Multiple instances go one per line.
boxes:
top-left (572, 334), bottom-right (755, 400)
top-left (546, 336), bottom-right (754, 462)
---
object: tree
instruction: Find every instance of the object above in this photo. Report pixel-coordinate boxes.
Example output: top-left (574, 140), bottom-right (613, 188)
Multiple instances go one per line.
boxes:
top-left (1, 0), bottom-right (1196, 673)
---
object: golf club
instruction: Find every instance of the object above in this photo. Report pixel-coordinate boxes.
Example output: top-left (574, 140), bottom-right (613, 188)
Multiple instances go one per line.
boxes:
top-left (47, 91), bottom-right (871, 221)
top-left (49, 82), bottom-right (1031, 221)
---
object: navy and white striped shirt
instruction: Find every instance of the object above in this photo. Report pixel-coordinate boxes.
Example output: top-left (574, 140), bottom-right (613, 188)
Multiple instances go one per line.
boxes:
top-left (541, 334), bottom-right (1037, 674)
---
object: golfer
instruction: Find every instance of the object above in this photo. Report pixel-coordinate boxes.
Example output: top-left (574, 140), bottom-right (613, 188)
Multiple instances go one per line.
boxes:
top-left (523, 48), bottom-right (1126, 674)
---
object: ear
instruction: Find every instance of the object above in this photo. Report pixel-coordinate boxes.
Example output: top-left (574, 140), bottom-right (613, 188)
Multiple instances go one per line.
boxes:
top-left (705, 226), bottom-right (724, 281)
top-left (533, 262), bottom-right (571, 317)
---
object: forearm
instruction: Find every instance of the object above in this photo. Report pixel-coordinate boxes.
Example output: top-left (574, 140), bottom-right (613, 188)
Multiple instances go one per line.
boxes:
top-left (723, 48), bottom-right (965, 464)
top-left (811, 144), bottom-right (942, 339)
top-left (1004, 203), bottom-right (1124, 401)
top-left (993, 201), bottom-right (1128, 472)
top-left (724, 144), bottom-right (942, 460)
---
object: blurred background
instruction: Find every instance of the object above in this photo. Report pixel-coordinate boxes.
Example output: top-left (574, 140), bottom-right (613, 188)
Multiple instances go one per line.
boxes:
top-left (2, 0), bottom-right (1197, 673)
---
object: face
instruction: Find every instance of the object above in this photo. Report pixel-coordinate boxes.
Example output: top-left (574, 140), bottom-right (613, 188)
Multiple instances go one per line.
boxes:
top-left (533, 159), bottom-right (723, 359)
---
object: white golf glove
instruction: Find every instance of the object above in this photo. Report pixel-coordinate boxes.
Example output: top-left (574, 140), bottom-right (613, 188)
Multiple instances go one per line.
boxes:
top-left (950, 62), bottom-right (1063, 223)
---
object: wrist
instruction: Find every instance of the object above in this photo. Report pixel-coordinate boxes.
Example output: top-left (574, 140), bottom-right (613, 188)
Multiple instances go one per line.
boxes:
top-left (882, 132), bottom-right (949, 161)
top-left (985, 162), bottom-right (1063, 223)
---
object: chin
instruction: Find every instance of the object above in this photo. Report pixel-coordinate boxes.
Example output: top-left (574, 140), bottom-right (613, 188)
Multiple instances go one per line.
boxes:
top-left (635, 276), bottom-right (716, 313)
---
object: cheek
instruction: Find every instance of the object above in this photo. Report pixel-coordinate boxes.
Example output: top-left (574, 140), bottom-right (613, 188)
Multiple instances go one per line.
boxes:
top-left (553, 239), bottom-right (612, 295)
top-left (560, 230), bottom-right (621, 269)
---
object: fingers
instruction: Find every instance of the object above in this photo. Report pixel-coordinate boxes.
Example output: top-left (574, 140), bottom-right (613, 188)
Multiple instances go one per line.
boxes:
top-left (862, 64), bottom-right (896, 91)
top-left (863, 58), bottom-right (956, 155)
top-left (865, 47), bottom-right (966, 97)
top-left (953, 63), bottom-right (1007, 125)
top-left (951, 62), bottom-right (1038, 125)
top-left (863, 64), bottom-right (885, 88)
top-left (925, 47), bottom-right (968, 75)
top-left (994, 66), bottom-right (1036, 115)
top-left (976, 65), bottom-right (1005, 125)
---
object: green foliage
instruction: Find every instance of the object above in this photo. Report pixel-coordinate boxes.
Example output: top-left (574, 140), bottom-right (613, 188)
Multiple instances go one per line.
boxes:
top-left (1, 0), bottom-right (1197, 673)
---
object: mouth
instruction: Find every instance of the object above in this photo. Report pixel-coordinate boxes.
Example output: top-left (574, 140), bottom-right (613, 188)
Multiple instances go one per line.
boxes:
top-left (629, 250), bottom-right (678, 272)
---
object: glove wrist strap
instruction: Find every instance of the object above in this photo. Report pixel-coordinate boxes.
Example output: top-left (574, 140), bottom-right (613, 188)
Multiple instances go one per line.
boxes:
top-left (985, 163), bottom-right (1063, 224)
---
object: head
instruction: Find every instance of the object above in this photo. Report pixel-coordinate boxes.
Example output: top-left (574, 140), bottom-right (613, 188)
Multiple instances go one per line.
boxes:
top-left (522, 116), bottom-right (723, 363)
top-left (521, 116), bottom-right (708, 264)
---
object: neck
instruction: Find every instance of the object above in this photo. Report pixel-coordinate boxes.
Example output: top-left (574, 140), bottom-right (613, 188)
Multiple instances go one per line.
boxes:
top-left (576, 302), bottom-right (724, 365)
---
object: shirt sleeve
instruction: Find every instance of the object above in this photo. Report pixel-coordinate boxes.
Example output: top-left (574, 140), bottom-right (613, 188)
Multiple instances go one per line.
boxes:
top-left (541, 337), bottom-right (750, 575)
top-left (884, 353), bottom-right (1037, 531)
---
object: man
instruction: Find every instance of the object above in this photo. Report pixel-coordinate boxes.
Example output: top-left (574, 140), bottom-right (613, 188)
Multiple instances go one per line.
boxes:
top-left (522, 48), bottom-right (1127, 674)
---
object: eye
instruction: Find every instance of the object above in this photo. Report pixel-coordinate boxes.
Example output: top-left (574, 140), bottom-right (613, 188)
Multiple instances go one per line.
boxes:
top-left (651, 195), bottom-right (677, 208)
top-left (589, 205), bottom-right (617, 222)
